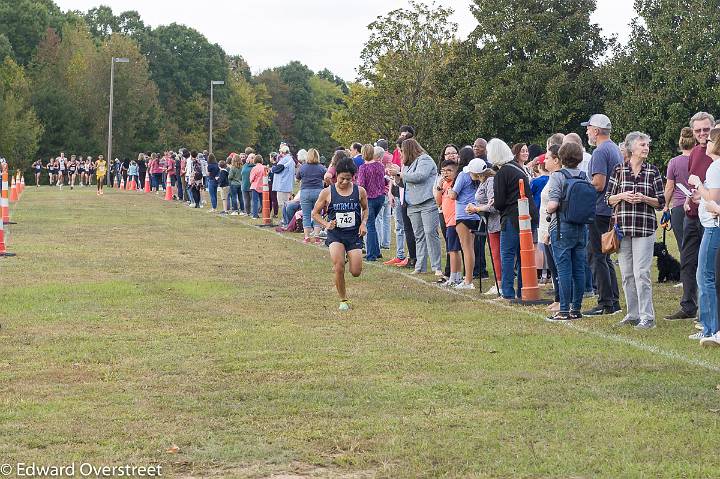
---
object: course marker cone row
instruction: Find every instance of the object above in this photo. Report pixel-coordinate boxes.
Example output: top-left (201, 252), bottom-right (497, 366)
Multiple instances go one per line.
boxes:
top-left (9, 177), bottom-right (18, 202)
top-left (1, 168), bottom-right (11, 224)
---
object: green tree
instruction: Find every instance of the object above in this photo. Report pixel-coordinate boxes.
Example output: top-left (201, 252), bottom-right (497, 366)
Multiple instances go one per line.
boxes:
top-left (31, 26), bottom-right (98, 157)
top-left (0, 0), bottom-right (64, 64)
top-left (457, 0), bottom-right (610, 147)
top-left (333, 1), bottom-right (456, 154)
top-left (257, 62), bottom-right (346, 155)
top-left (0, 57), bottom-right (43, 170)
top-left (143, 23), bottom-right (227, 108)
top-left (31, 24), bottom-right (163, 159)
top-left (213, 71), bottom-right (276, 155)
top-left (603, 0), bottom-right (720, 166)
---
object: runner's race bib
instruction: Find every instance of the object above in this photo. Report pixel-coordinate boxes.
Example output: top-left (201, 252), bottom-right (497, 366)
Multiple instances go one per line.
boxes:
top-left (335, 212), bottom-right (356, 229)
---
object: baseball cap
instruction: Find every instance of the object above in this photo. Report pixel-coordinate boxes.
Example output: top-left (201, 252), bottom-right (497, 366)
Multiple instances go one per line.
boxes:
top-left (581, 114), bottom-right (612, 129)
top-left (535, 153), bottom-right (546, 165)
top-left (464, 158), bottom-right (488, 174)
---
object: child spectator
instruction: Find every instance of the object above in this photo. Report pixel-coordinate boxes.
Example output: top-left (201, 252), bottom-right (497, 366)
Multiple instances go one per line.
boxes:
top-left (437, 160), bottom-right (462, 286)
top-left (250, 155), bottom-right (266, 219)
top-left (217, 159), bottom-right (230, 215)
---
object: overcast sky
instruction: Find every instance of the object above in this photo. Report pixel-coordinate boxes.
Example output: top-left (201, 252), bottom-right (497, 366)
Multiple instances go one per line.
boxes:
top-left (53, 0), bottom-right (637, 80)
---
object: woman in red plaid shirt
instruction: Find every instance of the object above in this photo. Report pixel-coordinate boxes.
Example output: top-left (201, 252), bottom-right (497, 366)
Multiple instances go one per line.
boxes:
top-left (607, 132), bottom-right (666, 330)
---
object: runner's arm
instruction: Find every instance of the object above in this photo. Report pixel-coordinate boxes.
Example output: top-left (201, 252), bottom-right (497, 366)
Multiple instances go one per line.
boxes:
top-left (358, 187), bottom-right (369, 236)
top-left (312, 188), bottom-right (333, 229)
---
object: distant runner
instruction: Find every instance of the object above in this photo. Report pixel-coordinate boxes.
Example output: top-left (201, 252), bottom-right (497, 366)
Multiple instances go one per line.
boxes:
top-left (95, 155), bottom-right (107, 195)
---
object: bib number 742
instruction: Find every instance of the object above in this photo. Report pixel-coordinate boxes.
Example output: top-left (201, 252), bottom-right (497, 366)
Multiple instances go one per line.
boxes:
top-left (335, 212), bottom-right (355, 228)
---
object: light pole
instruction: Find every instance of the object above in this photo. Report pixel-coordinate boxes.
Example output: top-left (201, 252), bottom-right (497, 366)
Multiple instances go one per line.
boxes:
top-left (107, 57), bottom-right (129, 186)
top-left (209, 80), bottom-right (224, 155)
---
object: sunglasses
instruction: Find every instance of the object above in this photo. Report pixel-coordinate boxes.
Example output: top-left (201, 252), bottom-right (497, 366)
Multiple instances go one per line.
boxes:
top-left (694, 127), bottom-right (711, 133)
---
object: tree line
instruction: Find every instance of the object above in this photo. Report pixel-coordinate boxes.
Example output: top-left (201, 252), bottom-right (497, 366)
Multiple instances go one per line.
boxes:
top-left (1, 0), bottom-right (719, 173)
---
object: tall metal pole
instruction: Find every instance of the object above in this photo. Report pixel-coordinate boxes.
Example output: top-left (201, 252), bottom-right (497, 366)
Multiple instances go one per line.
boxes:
top-left (106, 57), bottom-right (129, 186)
top-left (107, 58), bottom-right (115, 186)
top-left (209, 81), bottom-right (214, 155)
top-left (208, 81), bottom-right (224, 156)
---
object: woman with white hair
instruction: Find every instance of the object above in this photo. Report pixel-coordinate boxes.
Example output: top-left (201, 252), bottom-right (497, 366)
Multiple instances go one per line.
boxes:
top-left (271, 144), bottom-right (296, 226)
top-left (607, 132), bottom-right (665, 329)
top-left (490, 138), bottom-right (539, 299)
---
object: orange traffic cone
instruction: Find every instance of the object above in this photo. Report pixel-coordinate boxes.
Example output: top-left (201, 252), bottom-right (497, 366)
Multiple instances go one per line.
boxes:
top-left (19, 175), bottom-right (25, 196)
top-left (120, 177), bottom-right (125, 190)
top-left (9, 177), bottom-right (18, 202)
top-left (0, 215), bottom-right (14, 257)
top-left (1, 166), bottom-right (12, 225)
top-left (129, 177), bottom-right (137, 191)
top-left (144, 171), bottom-right (151, 193)
top-left (164, 174), bottom-right (173, 201)
top-left (517, 179), bottom-right (543, 304)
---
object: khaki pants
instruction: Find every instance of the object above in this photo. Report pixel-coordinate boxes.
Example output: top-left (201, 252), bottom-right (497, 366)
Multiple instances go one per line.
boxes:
top-left (219, 186), bottom-right (229, 211)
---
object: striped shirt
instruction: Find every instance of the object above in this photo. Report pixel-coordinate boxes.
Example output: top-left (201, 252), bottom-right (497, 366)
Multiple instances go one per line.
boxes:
top-left (605, 162), bottom-right (665, 237)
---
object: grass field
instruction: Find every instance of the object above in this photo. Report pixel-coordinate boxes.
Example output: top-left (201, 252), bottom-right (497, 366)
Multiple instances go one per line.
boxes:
top-left (1, 186), bottom-right (719, 478)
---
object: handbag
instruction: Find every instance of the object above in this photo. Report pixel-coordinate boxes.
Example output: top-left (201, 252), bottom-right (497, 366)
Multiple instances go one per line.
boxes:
top-left (601, 166), bottom-right (625, 254)
top-left (601, 216), bottom-right (620, 254)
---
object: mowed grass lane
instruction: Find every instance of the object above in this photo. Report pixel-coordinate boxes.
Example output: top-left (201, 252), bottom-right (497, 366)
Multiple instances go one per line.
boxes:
top-left (0, 187), bottom-right (719, 478)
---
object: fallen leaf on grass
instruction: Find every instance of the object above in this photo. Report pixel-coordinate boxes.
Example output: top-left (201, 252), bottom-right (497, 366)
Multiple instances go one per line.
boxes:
top-left (166, 445), bottom-right (180, 454)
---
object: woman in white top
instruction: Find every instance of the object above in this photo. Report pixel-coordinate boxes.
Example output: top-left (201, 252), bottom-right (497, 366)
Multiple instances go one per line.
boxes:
top-left (688, 127), bottom-right (720, 345)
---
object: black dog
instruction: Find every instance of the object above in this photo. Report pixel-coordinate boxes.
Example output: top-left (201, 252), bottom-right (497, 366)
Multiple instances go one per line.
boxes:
top-left (654, 241), bottom-right (681, 283)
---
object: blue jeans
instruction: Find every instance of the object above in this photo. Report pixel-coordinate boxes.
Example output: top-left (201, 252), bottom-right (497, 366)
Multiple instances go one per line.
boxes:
top-left (697, 226), bottom-right (720, 336)
top-left (230, 184), bottom-right (242, 211)
top-left (366, 195), bottom-right (386, 260)
top-left (500, 220), bottom-right (522, 299)
top-left (251, 190), bottom-right (262, 218)
top-left (584, 259), bottom-right (594, 294)
top-left (551, 223), bottom-right (589, 312)
top-left (393, 197), bottom-right (405, 259)
top-left (284, 201), bottom-right (301, 226)
top-left (207, 178), bottom-right (218, 209)
top-left (152, 173), bottom-right (163, 190)
top-left (376, 196), bottom-right (392, 248)
top-left (300, 188), bottom-right (322, 229)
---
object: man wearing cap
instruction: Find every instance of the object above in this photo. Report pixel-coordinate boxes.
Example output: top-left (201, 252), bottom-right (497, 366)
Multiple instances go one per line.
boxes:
top-left (582, 114), bottom-right (622, 316)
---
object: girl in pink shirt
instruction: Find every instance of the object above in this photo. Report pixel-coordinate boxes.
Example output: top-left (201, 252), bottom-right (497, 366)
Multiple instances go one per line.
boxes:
top-left (250, 155), bottom-right (266, 218)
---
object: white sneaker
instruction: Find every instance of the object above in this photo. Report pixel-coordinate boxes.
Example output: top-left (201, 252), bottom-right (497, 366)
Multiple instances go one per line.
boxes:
top-left (441, 279), bottom-right (460, 287)
top-left (700, 333), bottom-right (720, 347)
top-left (454, 282), bottom-right (475, 290)
top-left (689, 331), bottom-right (705, 340)
top-left (230, 211), bottom-right (239, 216)
top-left (484, 285), bottom-right (499, 295)
top-left (208, 208), bottom-right (216, 213)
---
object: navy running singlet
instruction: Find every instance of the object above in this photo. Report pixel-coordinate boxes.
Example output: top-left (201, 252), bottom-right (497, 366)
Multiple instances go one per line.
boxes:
top-left (327, 184), bottom-right (362, 235)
